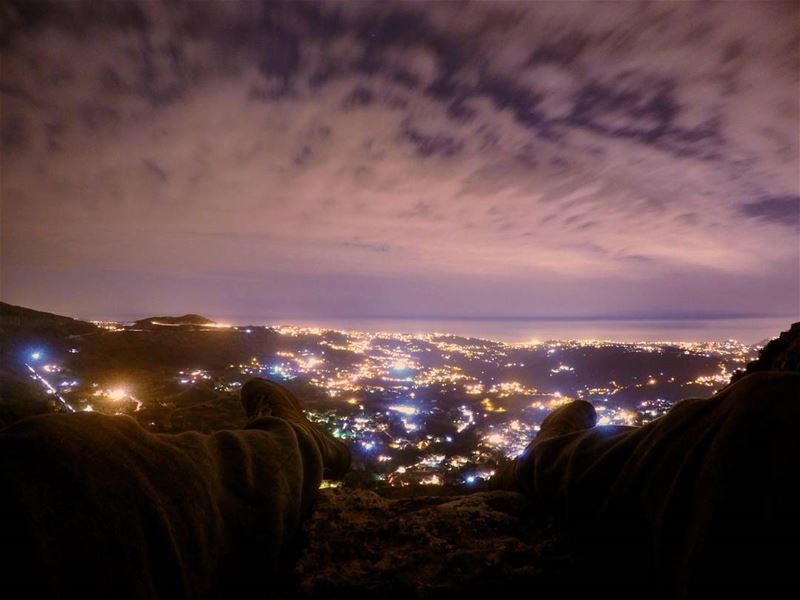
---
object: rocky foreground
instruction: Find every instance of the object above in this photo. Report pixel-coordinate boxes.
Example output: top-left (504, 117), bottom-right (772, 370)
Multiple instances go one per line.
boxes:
top-left (290, 489), bottom-right (568, 598)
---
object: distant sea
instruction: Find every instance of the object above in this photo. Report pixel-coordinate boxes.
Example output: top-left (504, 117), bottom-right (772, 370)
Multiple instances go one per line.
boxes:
top-left (215, 316), bottom-right (796, 345)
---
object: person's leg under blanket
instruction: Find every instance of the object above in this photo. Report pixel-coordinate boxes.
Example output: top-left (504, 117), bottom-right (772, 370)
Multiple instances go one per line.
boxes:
top-left (1, 378), bottom-right (350, 598)
top-left (489, 371), bottom-right (800, 597)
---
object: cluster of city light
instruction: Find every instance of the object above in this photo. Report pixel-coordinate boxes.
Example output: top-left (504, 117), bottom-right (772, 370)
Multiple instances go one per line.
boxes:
top-left (595, 405), bottom-right (639, 426)
top-left (91, 387), bottom-right (143, 411)
top-left (488, 381), bottom-right (538, 398)
top-left (253, 327), bottom-right (750, 486)
top-left (637, 398), bottom-right (674, 422)
top-left (90, 320), bottom-right (124, 331)
top-left (25, 362), bottom-right (75, 413)
top-left (19, 323), bottom-right (757, 487)
top-left (178, 369), bottom-right (212, 385)
top-left (480, 418), bottom-right (540, 458)
top-left (481, 397), bottom-right (506, 413)
top-left (691, 363), bottom-right (734, 387)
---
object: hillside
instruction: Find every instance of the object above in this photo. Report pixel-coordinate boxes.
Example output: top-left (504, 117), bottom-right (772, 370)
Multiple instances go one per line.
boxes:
top-left (0, 302), bottom-right (98, 339)
top-left (133, 314), bottom-right (217, 328)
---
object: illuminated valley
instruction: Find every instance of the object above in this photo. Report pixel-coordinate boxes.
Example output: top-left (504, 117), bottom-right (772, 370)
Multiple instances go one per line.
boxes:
top-left (12, 313), bottom-right (755, 489)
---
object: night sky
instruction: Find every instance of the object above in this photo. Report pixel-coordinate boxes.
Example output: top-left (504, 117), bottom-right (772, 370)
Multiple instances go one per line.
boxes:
top-left (1, 0), bottom-right (798, 322)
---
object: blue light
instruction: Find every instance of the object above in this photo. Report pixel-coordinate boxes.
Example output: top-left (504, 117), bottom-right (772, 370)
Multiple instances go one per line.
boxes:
top-left (465, 475), bottom-right (476, 484)
top-left (30, 351), bottom-right (42, 361)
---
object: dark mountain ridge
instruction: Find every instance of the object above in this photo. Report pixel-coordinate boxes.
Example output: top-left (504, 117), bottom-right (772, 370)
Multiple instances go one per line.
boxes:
top-left (0, 302), bottom-right (98, 338)
top-left (133, 314), bottom-right (217, 328)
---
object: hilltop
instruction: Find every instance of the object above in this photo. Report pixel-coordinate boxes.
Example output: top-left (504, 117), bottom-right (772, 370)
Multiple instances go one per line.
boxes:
top-left (133, 314), bottom-right (217, 328)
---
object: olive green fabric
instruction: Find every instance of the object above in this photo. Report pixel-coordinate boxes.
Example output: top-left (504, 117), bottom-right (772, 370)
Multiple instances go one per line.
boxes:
top-left (1, 412), bottom-right (324, 598)
top-left (495, 372), bottom-right (800, 597)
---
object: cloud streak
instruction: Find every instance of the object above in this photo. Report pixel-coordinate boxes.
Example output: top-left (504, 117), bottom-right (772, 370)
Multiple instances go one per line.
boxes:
top-left (1, 0), bottom-right (798, 319)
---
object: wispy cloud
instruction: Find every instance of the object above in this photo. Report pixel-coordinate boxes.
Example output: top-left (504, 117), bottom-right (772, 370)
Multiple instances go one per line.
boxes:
top-left (1, 0), bottom-right (797, 318)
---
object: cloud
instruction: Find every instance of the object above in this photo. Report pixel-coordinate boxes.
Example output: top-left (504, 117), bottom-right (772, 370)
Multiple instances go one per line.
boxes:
top-left (740, 196), bottom-right (800, 229)
top-left (1, 0), bottom-right (798, 319)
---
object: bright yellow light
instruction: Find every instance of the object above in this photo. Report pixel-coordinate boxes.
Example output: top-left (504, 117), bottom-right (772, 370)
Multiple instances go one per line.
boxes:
top-left (420, 474), bottom-right (441, 485)
top-left (108, 388), bottom-right (128, 401)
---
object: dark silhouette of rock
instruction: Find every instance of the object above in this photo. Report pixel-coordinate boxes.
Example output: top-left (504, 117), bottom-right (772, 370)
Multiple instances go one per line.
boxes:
top-left (0, 367), bottom-right (52, 428)
top-left (292, 489), bottom-right (569, 598)
top-left (0, 302), bottom-right (98, 339)
top-left (731, 321), bottom-right (800, 382)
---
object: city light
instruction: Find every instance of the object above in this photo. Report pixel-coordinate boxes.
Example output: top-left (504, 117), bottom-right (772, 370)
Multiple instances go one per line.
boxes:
top-left (108, 388), bottom-right (128, 401)
top-left (16, 321), bottom-right (753, 486)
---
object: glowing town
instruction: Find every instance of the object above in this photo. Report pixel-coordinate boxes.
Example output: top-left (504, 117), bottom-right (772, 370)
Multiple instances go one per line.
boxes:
top-left (21, 319), bottom-right (754, 488)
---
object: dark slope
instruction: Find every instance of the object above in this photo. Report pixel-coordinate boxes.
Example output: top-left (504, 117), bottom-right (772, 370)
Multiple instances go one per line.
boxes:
top-left (0, 302), bottom-right (98, 339)
top-left (0, 303), bottom-right (99, 426)
top-left (0, 302), bottom-right (98, 374)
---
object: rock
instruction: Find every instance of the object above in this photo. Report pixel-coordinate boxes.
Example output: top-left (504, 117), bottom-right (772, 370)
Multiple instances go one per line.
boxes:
top-left (731, 321), bottom-right (800, 382)
top-left (291, 489), bottom-right (570, 598)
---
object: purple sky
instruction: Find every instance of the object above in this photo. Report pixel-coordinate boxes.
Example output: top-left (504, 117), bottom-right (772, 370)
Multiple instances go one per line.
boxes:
top-left (2, 0), bottom-right (798, 322)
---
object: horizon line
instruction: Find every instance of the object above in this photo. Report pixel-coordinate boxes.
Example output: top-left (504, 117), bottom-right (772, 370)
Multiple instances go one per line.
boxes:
top-left (102, 312), bottom-right (797, 325)
top-left (2, 301), bottom-right (797, 326)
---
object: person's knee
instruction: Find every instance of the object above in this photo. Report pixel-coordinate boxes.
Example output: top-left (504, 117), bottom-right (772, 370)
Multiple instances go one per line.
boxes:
top-left (723, 371), bottom-right (800, 403)
top-left (540, 400), bottom-right (597, 435)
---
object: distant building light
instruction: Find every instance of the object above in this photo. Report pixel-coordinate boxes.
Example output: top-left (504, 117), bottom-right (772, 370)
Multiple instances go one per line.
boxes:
top-left (108, 388), bottom-right (128, 401)
top-left (419, 474), bottom-right (441, 485)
